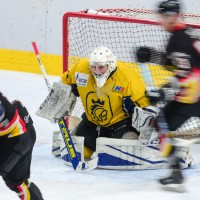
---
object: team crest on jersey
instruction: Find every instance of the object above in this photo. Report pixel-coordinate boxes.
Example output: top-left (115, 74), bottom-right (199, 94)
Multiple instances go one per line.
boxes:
top-left (91, 99), bottom-right (108, 122)
top-left (75, 72), bottom-right (89, 87)
top-left (86, 92), bottom-right (113, 126)
top-left (112, 84), bottom-right (124, 93)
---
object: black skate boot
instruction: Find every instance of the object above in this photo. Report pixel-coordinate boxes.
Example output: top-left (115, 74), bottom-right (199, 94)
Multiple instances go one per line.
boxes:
top-left (159, 169), bottom-right (185, 192)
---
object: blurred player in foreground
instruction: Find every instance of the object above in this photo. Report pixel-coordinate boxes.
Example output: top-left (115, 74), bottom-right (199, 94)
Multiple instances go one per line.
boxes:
top-left (0, 92), bottom-right (44, 199)
top-left (144, 0), bottom-right (200, 192)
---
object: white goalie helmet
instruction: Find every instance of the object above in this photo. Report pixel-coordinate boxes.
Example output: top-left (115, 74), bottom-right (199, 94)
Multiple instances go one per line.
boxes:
top-left (89, 46), bottom-right (116, 87)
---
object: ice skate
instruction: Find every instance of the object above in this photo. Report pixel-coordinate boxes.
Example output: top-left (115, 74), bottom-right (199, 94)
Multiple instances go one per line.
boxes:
top-left (159, 169), bottom-right (185, 193)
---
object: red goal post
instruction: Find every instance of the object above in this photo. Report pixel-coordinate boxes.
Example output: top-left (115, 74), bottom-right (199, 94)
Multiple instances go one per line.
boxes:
top-left (62, 8), bottom-right (200, 137)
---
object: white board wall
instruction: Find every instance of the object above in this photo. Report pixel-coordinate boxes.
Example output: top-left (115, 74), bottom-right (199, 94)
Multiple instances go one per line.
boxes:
top-left (0, 0), bottom-right (199, 55)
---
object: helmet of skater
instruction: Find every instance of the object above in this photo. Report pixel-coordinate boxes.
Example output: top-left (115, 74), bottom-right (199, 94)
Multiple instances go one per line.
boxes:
top-left (157, 0), bottom-right (181, 15)
top-left (157, 0), bottom-right (182, 31)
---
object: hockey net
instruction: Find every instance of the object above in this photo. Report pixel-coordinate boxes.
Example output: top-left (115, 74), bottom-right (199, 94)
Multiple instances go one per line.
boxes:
top-left (63, 8), bottom-right (200, 138)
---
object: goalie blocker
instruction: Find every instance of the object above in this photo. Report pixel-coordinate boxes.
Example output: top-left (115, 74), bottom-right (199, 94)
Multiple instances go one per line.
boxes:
top-left (36, 82), bottom-right (76, 120)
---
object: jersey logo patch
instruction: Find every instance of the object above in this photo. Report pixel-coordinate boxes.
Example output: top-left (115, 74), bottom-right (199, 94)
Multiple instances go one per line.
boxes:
top-left (112, 84), bottom-right (124, 93)
top-left (75, 73), bottom-right (89, 87)
top-left (91, 99), bottom-right (108, 122)
top-left (86, 92), bottom-right (113, 126)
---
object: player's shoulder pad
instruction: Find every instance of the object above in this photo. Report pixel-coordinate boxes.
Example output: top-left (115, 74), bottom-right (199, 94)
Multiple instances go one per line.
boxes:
top-left (74, 58), bottom-right (90, 73)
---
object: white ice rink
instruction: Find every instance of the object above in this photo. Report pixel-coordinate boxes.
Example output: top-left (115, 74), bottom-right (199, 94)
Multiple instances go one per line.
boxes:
top-left (0, 70), bottom-right (200, 200)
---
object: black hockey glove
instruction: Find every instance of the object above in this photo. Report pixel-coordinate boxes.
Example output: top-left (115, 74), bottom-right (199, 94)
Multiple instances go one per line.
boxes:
top-left (136, 46), bottom-right (164, 64)
top-left (147, 89), bottom-right (165, 105)
top-left (147, 88), bottom-right (175, 105)
top-left (136, 46), bottom-right (151, 63)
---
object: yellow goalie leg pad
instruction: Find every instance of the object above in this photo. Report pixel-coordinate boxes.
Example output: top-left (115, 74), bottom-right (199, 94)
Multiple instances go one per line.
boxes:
top-left (84, 146), bottom-right (94, 159)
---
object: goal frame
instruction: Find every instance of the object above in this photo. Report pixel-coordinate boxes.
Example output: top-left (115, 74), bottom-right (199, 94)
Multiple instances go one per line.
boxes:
top-left (62, 9), bottom-right (200, 136)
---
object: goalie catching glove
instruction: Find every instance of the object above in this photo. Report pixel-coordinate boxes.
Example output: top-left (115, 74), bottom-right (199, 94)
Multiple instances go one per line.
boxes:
top-left (36, 82), bottom-right (76, 120)
top-left (132, 106), bottom-right (159, 143)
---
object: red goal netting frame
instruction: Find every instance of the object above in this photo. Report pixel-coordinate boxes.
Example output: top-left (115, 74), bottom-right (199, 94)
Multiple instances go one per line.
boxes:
top-left (63, 8), bottom-right (200, 71)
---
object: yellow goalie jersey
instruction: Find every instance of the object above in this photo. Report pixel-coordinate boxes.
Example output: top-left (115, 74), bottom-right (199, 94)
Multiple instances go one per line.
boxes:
top-left (61, 58), bottom-right (150, 127)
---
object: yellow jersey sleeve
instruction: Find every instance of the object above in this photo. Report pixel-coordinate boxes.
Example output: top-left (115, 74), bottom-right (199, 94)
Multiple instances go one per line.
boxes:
top-left (61, 58), bottom-right (90, 85)
top-left (129, 69), bottom-right (150, 108)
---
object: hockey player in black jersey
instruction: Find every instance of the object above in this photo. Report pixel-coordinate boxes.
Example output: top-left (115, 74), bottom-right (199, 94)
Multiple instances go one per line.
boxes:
top-left (139, 0), bottom-right (200, 192)
top-left (0, 92), bottom-right (44, 199)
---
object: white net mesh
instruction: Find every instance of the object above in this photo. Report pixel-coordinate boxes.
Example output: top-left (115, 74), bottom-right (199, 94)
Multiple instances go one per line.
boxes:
top-left (63, 9), bottom-right (200, 136)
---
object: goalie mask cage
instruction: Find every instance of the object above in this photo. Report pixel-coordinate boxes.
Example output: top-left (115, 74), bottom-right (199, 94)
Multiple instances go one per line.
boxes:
top-left (63, 8), bottom-right (200, 137)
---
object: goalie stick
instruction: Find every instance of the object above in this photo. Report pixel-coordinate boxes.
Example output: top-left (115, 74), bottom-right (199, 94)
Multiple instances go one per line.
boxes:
top-left (31, 41), bottom-right (98, 171)
top-left (32, 42), bottom-right (51, 92)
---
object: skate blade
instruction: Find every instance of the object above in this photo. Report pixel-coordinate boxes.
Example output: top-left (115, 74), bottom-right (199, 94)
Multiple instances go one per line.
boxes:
top-left (160, 184), bottom-right (186, 193)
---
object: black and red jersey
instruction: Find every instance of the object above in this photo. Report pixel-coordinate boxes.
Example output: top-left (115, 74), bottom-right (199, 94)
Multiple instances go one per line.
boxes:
top-left (0, 92), bottom-right (33, 138)
top-left (165, 25), bottom-right (200, 103)
top-left (165, 24), bottom-right (200, 71)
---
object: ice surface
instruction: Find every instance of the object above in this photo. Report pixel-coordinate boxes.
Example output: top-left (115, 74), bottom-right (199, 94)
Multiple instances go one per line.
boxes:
top-left (0, 70), bottom-right (200, 200)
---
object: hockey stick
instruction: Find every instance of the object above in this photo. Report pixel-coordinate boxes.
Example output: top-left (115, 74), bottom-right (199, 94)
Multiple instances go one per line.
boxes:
top-left (138, 62), bottom-right (170, 143)
top-left (139, 63), bottom-right (156, 91)
top-left (58, 117), bottom-right (98, 172)
top-left (174, 128), bottom-right (200, 139)
top-left (32, 42), bottom-right (51, 92)
top-left (32, 41), bottom-right (98, 171)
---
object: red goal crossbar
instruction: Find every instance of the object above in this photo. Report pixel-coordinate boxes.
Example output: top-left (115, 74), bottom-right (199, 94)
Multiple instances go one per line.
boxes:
top-left (63, 9), bottom-right (200, 72)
